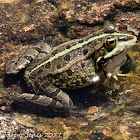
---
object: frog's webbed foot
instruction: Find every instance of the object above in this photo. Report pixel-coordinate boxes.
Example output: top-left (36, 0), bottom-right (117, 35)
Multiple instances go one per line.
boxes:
top-left (105, 65), bottom-right (131, 81)
top-left (106, 72), bottom-right (132, 80)
top-left (116, 73), bottom-right (132, 77)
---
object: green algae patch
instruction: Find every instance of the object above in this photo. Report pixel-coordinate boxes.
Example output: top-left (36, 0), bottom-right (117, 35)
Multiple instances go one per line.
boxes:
top-left (111, 105), bottom-right (125, 114)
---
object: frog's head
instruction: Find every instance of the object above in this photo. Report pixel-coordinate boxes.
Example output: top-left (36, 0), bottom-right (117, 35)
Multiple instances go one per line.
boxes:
top-left (95, 24), bottom-right (137, 78)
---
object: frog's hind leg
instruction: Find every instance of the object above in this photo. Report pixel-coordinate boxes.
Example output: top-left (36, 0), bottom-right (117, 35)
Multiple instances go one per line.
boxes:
top-left (13, 93), bottom-right (68, 114)
top-left (14, 77), bottom-right (73, 113)
top-left (6, 42), bottom-right (51, 75)
top-left (40, 83), bottom-right (73, 110)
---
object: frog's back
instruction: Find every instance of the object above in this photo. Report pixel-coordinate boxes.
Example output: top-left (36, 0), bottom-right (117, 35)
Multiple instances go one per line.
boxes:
top-left (25, 31), bottom-right (105, 89)
top-left (27, 29), bottom-right (105, 77)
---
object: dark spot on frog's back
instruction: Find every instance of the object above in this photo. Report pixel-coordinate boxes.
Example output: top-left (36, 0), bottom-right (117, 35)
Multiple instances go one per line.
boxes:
top-left (81, 62), bottom-right (85, 68)
top-left (82, 78), bottom-right (87, 84)
top-left (37, 69), bottom-right (43, 75)
top-left (51, 50), bottom-right (58, 56)
top-left (57, 64), bottom-right (61, 69)
top-left (45, 62), bottom-right (51, 69)
top-left (64, 54), bottom-right (71, 61)
top-left (66, 45), bottom-right (71, 49)
top-left (83, 49), bottom-right (88, 55)
top-left (67, 69), bottom-right (73, 76)
top-left (79, 39), bottom-right (84, 43)
top-left (23, 55), bottom-right (33, 61)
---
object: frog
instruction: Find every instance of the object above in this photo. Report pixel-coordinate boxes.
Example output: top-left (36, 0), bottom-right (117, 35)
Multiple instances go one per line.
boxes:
top-left (6, 24), bottom-right (137, 113)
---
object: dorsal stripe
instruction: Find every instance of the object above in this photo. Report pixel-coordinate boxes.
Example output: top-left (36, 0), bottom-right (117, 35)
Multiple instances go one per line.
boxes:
top-left (30, 32), bottom-right (130, 73)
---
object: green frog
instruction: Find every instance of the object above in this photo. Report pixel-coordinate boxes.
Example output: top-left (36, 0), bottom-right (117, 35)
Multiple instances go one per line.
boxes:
top-left (6, 24), bottom-right (137, 113)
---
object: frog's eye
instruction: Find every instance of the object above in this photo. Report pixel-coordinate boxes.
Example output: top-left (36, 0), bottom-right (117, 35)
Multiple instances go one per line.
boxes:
top-left (105, 38), bottom-right (117, 51)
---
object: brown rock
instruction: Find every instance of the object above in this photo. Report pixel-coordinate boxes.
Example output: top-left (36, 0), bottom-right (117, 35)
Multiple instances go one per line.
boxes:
top-left (87, 106), bottom-right (100, 114)
top-left (114, 0), bottom-right (140, 9)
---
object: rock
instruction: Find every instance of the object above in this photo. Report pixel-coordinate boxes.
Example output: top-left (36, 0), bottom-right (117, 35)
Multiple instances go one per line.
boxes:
top-left (87, 106), bottom-right (100, 114)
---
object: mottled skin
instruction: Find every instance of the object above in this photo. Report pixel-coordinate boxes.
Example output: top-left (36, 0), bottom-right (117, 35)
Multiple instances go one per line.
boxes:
top-left (6, 24), bottom-right (137, 112)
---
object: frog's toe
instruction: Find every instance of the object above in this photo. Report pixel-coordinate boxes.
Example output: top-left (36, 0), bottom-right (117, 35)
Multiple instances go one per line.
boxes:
top-left (55, 90), bottom-right (73, 109)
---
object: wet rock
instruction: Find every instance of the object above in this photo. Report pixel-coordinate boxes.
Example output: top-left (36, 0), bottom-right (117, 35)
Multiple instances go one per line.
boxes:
top-left (56, 0), bottom-right (116, 35)
top-left (114, 13), bottom-right (140, 37)
top-left (0, 0), bottom-right (139, 49)
top-left (114, 0), bottom-right (140, 9)
top-left (0, 0), bottom-right (57, 45)
top-left (87, 106), bottom-right (100, 114)
top-left (0, 113), bottom-right (45, 139)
